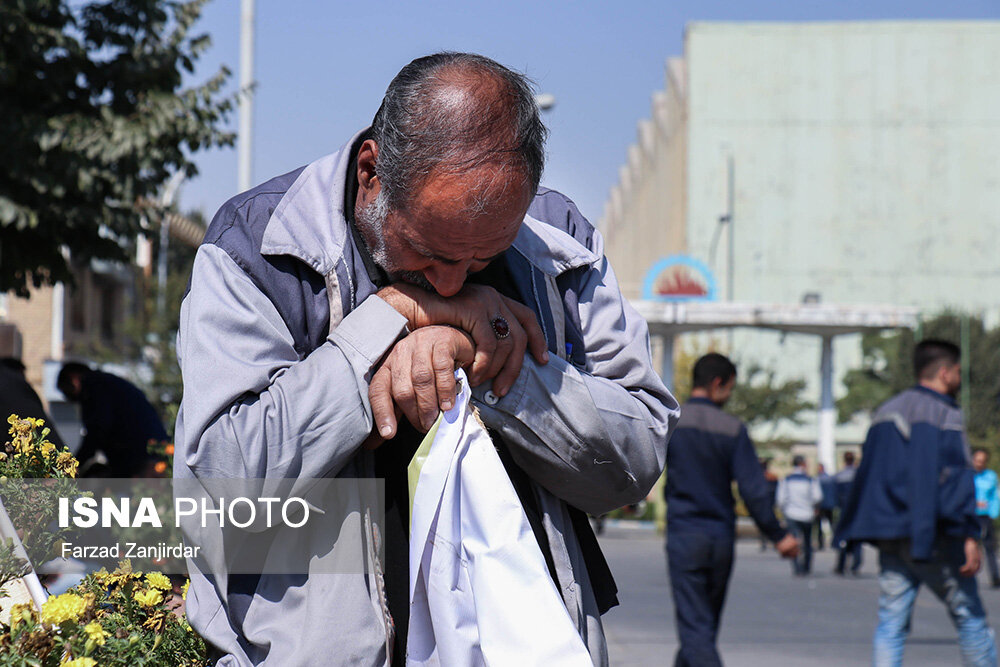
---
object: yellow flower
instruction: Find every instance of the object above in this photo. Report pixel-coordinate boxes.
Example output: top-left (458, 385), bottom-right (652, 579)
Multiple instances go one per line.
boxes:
top-left (134, 588), bottom-right (163, 608)
top-left (182, 578), bottom-right (190, 600)
top-left (40, 592), bottom-right (88, 625)
top-left (40, 441), bottom-right (56, 457)
top-left (83, 621), bottom-right (107, 646)
top-left (9, 603), bottom-right (36, 630)
top-left (7, 415), bottom-right (31, 438)
top-left (145, 571), bottom-right (171, 591)
top-left (56, 451), bottom-right (79, 477)
top-left (32, 418), bottom-right (45, 428)
top-left (60, 658), bottom-right (97, 667)
top-left (12, 434), bottom-right (32, 454)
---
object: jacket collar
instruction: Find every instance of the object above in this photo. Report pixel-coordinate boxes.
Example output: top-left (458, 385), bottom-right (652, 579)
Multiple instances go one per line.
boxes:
top-left (687, 396), bottom-right (718, 408)
top-left (261, 128), bottom-right (598, 279)
top-left (260, 129), bottom-right (367, 276)
top-left (511, 213), bottom-right (598, 276)
top-left (912, 384), bottom-right (958, 408)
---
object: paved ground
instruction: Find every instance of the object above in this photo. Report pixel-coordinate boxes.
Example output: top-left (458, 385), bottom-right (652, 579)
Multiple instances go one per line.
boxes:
top-left (599, 523), bottom-right (1000, 666)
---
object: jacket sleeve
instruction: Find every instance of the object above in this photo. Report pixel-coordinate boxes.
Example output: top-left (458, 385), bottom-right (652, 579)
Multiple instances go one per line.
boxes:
top-left (732, 426), bottom-right (787, 543)
top-left (472, 234), bottom-right (679, 515)
top-left (174, 244), bottom-right (408, 481)
top-left (811, 479), bottom-right (824, 506)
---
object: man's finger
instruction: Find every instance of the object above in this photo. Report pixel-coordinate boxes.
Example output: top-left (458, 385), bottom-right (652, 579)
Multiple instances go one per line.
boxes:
top-left (431, 340), bottom-right (457, 412)
top-left (505, 298), bottom-right (549, 364)
top-left (410, 344), bottom-right (441, 432)
top-left (492, 308), bottom-right (527, 397)
top-left (390, 352), bottom-right (423, 433)
top-left (368, 367), bottom-right (397, 440)
top-left (467, 317), bottom-right (498, 385)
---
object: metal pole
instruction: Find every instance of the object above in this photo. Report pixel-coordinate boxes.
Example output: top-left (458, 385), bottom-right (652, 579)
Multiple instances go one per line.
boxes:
top-left (818, 335), bottom-right (836, 472)
top-left (726, 153), bottom-right (734, 303)
top-left (0, 497), bottom-right (47, 611)
top-left (155, 173), bottom-right (184, 323)
top-left (660, 332), bottom-right (676, 392)
top-left (961, 313), bottom-right (971, 410)
top-left (238, 0), bottom-right (256, 192)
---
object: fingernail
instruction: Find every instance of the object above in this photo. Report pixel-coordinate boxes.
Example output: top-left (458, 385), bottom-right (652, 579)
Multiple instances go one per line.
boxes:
top-left (380, 425), bottom-right (392, 437)
top-left (543, 351), bottom-right (550, 363)
top-left (441, 399), bottom-right (453, 411)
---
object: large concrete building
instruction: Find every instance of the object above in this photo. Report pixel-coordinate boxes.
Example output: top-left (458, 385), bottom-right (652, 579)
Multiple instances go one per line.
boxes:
top-left (602, 21), bottom-right (1000, 444)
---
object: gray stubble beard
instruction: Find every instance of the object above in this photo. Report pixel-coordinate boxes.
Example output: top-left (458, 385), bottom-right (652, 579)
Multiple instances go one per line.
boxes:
top-left (356, 189), bottom-right (436, 293)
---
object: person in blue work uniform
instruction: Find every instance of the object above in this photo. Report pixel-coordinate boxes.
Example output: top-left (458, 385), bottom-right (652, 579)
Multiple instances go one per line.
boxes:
top-left (837, 339), bottom-right (996, 667)
top-left (777, 456), bottom-right (823, 576)
top-left (833, 451), bottom-right (863, 575)
top-left (664, 353), bottom-right (799, 667)
top-left (972, 447), bottom-right (1000, 588)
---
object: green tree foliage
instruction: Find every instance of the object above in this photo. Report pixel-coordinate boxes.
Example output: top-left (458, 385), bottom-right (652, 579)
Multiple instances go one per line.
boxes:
top-left (838, 313), bottom-right (1000, 453)
top-left (674, 343), bottom-right (814, 443)
top-left (727, 363), bottom-right (815, 441)
top-left (0, 0), bottom-right (233, 296)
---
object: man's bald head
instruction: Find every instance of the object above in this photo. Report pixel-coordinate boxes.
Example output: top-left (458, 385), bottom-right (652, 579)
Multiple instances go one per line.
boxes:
top-left (369, 52), bottom-right (547, 212)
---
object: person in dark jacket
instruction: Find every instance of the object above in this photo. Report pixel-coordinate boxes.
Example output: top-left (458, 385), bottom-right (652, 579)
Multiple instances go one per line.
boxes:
top-left (833, 451), bottom-right (862, 575)
top-left (815, 463), bottom-right (836, 550)
top-left (836, 340), bottom-right (996, 666)
top-left (758, 457), bottom-right (779, 552)
top-left (665, 353), bottom-right (799, 667)
top-left (0, 358), bottom-right (66, 448)
top-left (56, 362), bottom-right (166, 477)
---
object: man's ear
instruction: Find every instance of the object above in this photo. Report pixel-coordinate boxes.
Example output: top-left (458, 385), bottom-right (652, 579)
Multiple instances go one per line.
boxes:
top-left (356, 139), bottom-right (381, 204)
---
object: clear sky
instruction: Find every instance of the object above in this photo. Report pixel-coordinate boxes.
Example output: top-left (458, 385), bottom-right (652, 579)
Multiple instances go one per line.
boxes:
top-left (180, 0), bottom-right (999, 226)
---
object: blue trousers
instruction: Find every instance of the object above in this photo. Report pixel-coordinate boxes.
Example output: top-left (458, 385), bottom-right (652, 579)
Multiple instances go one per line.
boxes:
top-left (874, 538), bottom-right (997, 667)
top-left (666, 531), bottom-right (734, 667)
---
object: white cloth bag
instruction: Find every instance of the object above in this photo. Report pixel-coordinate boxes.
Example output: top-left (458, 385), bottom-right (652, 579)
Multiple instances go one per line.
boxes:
top-left (406, 370), bottom-right (592, 666)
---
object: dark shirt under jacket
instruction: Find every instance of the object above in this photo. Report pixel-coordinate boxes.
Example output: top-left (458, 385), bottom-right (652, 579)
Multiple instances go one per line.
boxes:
top-left (665, 398), bottom-right (787, 542)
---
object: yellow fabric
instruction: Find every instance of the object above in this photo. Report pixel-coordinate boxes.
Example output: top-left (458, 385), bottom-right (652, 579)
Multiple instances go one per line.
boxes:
top-left (408, 414), bottom-right (442, 523)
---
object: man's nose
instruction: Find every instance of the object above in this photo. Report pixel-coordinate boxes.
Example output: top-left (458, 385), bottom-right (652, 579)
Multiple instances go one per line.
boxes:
top-left (424, 264), bottom-right (468, 298)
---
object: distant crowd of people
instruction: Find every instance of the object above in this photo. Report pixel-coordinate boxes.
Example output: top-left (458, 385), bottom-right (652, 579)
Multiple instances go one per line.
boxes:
top-left (665, 341), bottom-right (998, 667)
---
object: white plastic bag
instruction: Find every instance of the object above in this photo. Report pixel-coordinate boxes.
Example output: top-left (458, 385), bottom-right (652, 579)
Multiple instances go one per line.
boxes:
top-left (406, 370), bottom-right (592, 666)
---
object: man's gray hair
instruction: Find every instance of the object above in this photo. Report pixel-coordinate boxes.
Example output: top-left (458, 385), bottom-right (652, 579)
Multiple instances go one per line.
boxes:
top-left (370, 52), bottom-right (547, 211)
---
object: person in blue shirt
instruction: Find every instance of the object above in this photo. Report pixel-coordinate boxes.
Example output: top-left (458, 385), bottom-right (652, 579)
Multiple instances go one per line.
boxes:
top-left (665, 353), bottom-right (799, 667)
top-left (837, 340), bottom-right (995, 666)
top-left (972, 447), bottom-right (1000, 588)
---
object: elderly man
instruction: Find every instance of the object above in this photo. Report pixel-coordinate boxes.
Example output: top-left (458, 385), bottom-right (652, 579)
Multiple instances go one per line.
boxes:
top-left (176, 52), bottom-right (678, 666)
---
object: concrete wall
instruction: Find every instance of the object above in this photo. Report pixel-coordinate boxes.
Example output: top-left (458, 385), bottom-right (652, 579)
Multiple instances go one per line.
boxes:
top-left (682, 21), bottom-right (1000, 442)
top-left (685, 21), bottom-right (1000, 311)
top-left (602, 21), bottom-right (1000, 444)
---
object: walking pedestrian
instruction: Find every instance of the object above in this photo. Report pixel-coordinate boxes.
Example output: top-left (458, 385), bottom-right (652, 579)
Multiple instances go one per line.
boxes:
top-left (972, 448), bottom-right (1000, 588)
top-left (777, 455), bottom-right (822, 575)
top-left (759, 457), bottom-right (779, 552)
top-left (837, 339), bottom-right (996, 666)
top-left (833, 451), bottom-right (863, 575)
top-left (816, 463), bottom-right (836, 550)
top-left (664, 353), bottom-right (799, 667)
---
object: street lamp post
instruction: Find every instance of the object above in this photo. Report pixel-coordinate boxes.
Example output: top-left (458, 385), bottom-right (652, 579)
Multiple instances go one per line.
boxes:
top-left (238, 0), bottom-right (255, 192)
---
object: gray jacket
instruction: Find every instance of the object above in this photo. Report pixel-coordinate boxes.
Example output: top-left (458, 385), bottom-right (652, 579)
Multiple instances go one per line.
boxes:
top-left (175, 129), bottom-right (679, 666)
